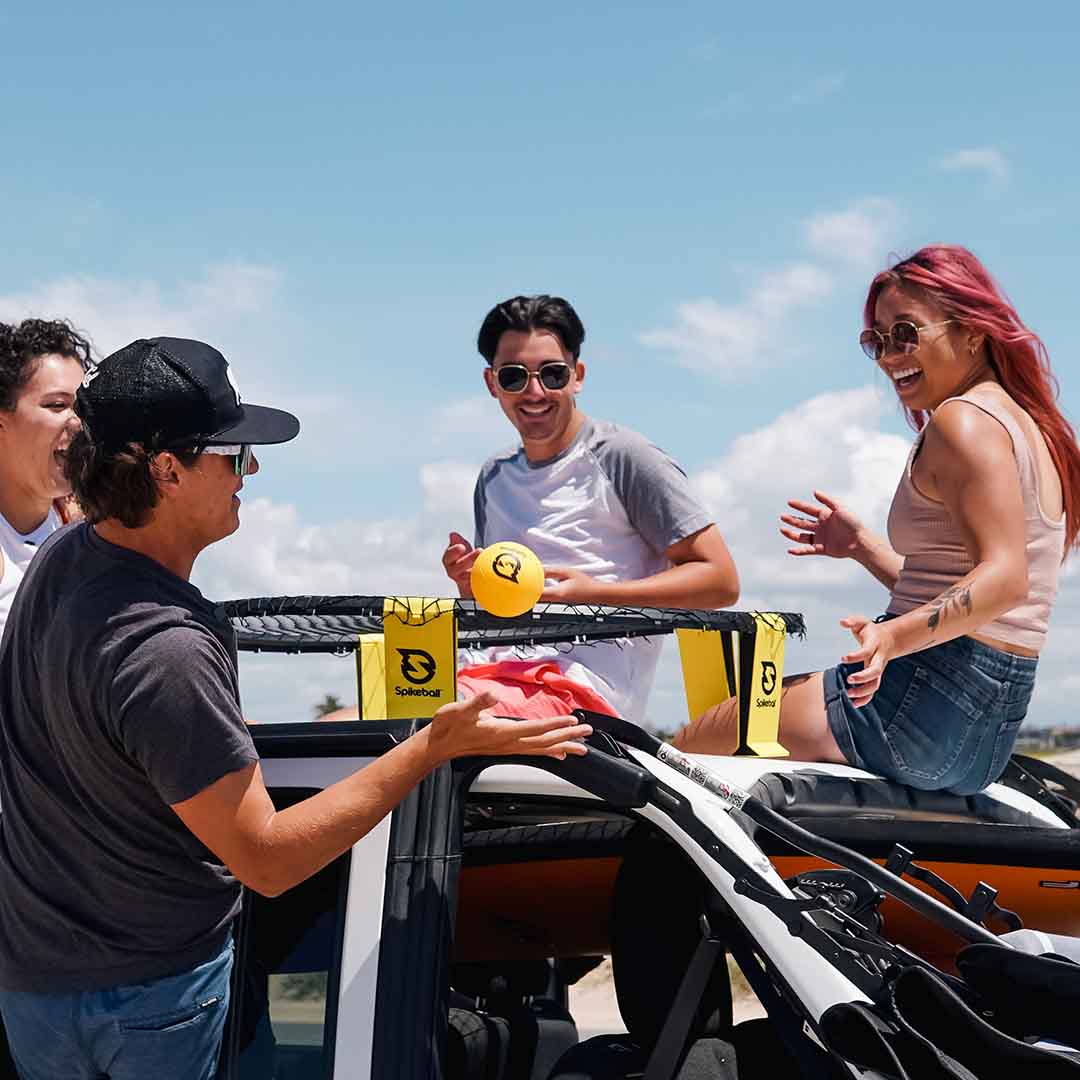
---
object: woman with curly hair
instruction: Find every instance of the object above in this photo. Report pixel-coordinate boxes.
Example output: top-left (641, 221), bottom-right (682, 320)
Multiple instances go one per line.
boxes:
top-left (676, 245), bottom-right (1080, 795)
top-left (0, 319), bottom-right (92, 632)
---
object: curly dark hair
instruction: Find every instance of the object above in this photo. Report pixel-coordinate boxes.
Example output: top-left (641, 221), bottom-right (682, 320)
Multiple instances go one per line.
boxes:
top-left (0, 318), bottom-right (92, 411)
top-left (476, 295), bottom-right (586, 363)
top-left (64, 430), bottom-right (200, 529)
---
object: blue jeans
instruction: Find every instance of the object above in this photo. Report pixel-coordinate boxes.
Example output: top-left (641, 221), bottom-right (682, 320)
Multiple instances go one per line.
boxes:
top-left (0, 938), bottom-right (232, 1080)
top-left (824, 624), bottom-right (1037, 796)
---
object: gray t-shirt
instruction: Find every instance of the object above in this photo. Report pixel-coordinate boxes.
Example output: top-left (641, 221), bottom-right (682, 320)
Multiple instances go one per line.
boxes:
top-left (0, 524), bottom-right (258, 992)
top-left (467, 416), bottom-right (712, 723)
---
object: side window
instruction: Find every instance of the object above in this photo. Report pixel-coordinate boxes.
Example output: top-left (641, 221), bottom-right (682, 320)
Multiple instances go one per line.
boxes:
top-left (223, 788), bottom-right (350, 1080)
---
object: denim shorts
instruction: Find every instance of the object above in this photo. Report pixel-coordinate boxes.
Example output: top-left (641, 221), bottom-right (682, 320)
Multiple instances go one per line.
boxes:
top-left (824, 623), bottom-right (1037, 796)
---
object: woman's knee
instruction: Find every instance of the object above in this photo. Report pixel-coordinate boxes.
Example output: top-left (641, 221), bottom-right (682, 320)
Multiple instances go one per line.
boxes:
top-left (778, 672), bottom-right (845, 762)
top-left (673, 697), bottom-right (739, 754)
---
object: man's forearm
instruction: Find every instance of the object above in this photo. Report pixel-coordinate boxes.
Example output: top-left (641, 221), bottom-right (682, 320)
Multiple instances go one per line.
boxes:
top-left (582, 560), bottom-right (738, 609)
top-left (249, 728), bottom-right (439, 896)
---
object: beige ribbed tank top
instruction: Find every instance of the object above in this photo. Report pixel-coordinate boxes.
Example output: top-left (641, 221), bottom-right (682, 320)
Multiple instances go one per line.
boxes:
top-left (886, 389), bottom-right (1065, 651)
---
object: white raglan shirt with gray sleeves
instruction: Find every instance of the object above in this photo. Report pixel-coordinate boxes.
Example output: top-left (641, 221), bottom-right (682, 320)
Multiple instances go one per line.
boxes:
top-left (465, 417), bottom-right (712, 724)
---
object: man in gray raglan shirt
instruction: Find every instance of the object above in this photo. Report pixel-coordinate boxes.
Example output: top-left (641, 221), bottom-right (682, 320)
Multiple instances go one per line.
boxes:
top-left (442, 295), bottom-right (740, 724)
top-left (0, 337), bottom-right (592, 1080)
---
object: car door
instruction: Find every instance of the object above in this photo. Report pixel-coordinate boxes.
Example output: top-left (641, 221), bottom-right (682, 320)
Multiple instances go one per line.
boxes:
top-left (218, 719), bottom-right (464, 1080)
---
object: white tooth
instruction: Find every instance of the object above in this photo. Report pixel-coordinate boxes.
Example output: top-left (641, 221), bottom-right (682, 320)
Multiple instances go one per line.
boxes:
top-left (892, 367), bottom-right (921, 382)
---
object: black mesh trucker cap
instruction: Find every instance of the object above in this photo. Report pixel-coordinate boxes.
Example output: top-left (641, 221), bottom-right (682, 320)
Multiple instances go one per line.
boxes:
top-left (75, 337), bottom-right (300, 450)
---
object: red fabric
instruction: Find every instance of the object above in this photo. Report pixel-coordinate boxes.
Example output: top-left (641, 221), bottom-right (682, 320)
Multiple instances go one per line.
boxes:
top-left (457, 660), bottom-right (616, 719)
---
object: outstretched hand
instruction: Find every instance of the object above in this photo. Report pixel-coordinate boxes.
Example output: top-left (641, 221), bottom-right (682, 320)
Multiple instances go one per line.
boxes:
top-left (427, 691), bottom-right (593, 763)
top-left (780, 490), bottom-right (866, 560)
top-left (839, 616), bottom-right (896, 707)
top-left (442, 531), bottom-right (479, 598)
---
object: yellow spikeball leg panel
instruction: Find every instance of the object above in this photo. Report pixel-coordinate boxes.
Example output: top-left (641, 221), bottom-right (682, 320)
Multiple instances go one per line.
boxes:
top-left (744, 614), bottom-right (788, 757)
top-left (382, 597), bottom-right (458, 720)
top-left (676, 628), bottom-right (734, 724)
top-left (356, 634), bottom-right (387, 721)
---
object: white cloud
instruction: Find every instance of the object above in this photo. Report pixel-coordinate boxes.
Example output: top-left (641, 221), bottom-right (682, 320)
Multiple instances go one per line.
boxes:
top-left (193, 457), bottom-right (480, 614)
top-left (0, 268), bottom-right (512, 475)
top-left (937, 147), bottom-right (1010, 184)
top-left (430, 396), bottom-right (515, 453)
top-left (185, 263), bottom-right (285, 315)
top-left (238, 651), bottom-right (360, 725)
top-left (194, 496), bottom-right (452, 604)
top-left (639, 262), bottom-right (832, 376)
top-left (646, 384), bottom-right (914, 729)
top-left (192, 470), bottom-right (471, 722)
top-left (0, 263), bottom-right (385, 472)
top-left (433, 396), bottom-right (496, 435)
top-left (420, 460), bottom-right (479, 515)
top-left (0, 261), bottom-right (285, 361)
top-left (805, 198), bottom-right (901, 269)
top-left (641, 195), bottom-right (901, 377)
top-left (692, 384), bottom-right (909, 596)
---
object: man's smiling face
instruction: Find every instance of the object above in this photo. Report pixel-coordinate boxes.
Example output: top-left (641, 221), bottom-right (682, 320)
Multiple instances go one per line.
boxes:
top-left (484, 329), bottom-right (584, 461)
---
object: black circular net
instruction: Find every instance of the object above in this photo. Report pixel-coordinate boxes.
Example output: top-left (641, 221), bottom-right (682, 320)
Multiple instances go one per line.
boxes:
top-left (220, 596), bottom-right (806, 655)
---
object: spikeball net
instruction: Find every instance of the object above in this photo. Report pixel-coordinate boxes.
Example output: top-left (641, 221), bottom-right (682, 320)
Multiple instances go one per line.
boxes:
top-left (222, 596), bottom-right (805, 655)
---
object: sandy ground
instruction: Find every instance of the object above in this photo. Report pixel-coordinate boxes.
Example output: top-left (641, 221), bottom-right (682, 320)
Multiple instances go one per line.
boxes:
top-left (1047, 748), bottom-right (1080, 776)
top-left (569, 956), bottom-right (765, 1042)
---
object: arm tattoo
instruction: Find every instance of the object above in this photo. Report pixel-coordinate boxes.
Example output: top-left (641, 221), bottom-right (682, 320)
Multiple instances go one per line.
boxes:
top-left (926, 585), bottom-right (973, 632)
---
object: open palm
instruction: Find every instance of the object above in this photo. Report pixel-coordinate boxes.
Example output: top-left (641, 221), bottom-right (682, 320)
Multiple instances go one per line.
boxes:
top-left (779, 490), bottom-right (865, 560)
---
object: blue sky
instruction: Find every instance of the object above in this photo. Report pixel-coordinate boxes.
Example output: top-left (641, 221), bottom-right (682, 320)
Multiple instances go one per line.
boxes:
top-left (3, 3), bottom-right (1079, 724)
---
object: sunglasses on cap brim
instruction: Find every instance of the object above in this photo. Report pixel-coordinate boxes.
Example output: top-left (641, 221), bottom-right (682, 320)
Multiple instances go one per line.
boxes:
top-left (493, 361), bottom-right (575, 393)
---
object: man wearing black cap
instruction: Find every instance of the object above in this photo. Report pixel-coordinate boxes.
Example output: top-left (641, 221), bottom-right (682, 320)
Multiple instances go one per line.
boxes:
top-left (0, 338), bottom-right (591, 1080)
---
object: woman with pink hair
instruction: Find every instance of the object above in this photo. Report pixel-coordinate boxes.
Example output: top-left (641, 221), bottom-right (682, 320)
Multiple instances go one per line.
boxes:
top-left (676, 245), bottom-right (1080, 794)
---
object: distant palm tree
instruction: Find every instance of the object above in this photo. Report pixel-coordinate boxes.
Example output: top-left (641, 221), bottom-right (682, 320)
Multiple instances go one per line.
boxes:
top-left (313, 693), bottom-right (344, 719)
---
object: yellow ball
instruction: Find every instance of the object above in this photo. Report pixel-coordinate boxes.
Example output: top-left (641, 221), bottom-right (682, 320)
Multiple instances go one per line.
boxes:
top-left (470, 541), bottom-right (545, 618)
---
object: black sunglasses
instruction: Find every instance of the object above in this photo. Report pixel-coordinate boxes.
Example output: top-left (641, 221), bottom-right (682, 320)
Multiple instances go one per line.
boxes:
top-left (199, 443), bottom-right (254, 476)
top-left (859, 320), bottom-right (955, 362)
top-left (494, 362), bottom-right (574, 394)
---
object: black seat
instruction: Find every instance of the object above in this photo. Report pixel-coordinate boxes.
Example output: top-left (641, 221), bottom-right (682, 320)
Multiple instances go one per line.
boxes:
top-left (448, 995), bottom-right (512, 1080)
top-left (448, 960), bottom-right (578, 1080)
top-left (547, 828), bottom-right (738, 1080)
top-left (957, 939), bottom-right (1080, 1048)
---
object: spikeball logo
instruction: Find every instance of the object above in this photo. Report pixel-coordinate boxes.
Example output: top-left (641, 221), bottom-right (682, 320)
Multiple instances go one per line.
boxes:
top-left (397, 648), bottom-right (437, 686)
top-left (491, 551), bottom-right (522, 583)
top-left (760, 660), bottom-right (777, 696)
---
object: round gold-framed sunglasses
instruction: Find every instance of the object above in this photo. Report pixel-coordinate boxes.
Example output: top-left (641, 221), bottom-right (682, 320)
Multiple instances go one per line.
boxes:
top-left (493, 362), bottom-right (575, 394)
top-left (859, 320), bottom-right (955, 362)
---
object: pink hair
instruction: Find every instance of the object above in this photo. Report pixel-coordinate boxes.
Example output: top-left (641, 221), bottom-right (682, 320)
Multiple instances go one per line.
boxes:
top-left (865, 244), bottom-right (1080, 551)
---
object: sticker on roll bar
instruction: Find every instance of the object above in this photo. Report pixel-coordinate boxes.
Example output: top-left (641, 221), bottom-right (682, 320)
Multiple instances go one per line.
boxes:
top-left (657, 744), bottom-right (749, 811)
